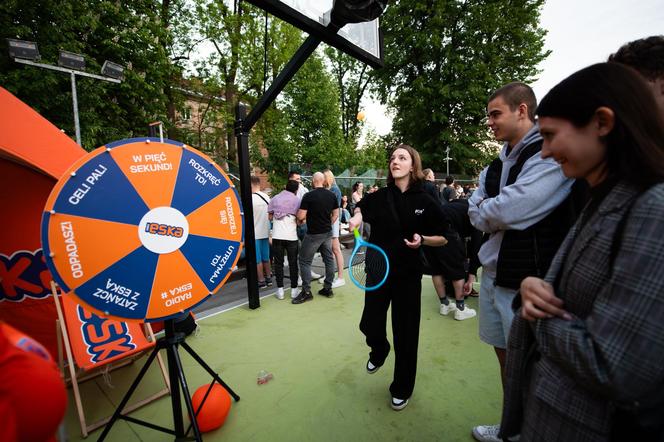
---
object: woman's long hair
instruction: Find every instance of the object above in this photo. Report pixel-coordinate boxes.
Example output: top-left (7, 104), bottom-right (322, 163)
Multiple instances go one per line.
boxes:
top-left (352, 181), bottom-right (362, 193)
top-left (536, 62), bottom-right (664, 189)
top-left (386, 144), bottom-right (425, 187)
top-left (323, 169), bottom-right (336, 189)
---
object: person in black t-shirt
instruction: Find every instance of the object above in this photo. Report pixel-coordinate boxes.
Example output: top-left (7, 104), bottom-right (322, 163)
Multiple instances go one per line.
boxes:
top-left (348, 144), bottom-right (447, 411)
top-left (440, 175), bottom-right (456, 204)
top-left (293, 172), bottom-right (339, 304)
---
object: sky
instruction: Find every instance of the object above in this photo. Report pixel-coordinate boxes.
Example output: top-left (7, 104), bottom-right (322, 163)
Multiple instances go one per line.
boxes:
top-left (361, 0), bottom-right (664, 137)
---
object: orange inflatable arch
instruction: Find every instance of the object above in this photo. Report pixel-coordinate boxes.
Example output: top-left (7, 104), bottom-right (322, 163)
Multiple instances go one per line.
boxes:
top-left (0, 86), bottom-right (86, 358)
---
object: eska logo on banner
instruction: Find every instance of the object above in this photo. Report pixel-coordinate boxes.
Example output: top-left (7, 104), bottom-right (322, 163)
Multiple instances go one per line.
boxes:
top-left (76, 305), bottom-right (136, 364)
top-left (0, 249), bottom-right (51, 302)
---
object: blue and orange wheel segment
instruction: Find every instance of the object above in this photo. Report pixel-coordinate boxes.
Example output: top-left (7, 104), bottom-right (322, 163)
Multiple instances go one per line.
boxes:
top-left (41, 138), bottom-right (244, 322)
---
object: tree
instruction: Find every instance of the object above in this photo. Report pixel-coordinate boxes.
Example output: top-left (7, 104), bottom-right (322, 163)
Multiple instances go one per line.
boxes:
top-left (325, 47), bottom-right (373, 146)
top-left (0, 0), bottom-right (182, 150)
top-left (283, 52), bottom-right (349, 172)
top-left (192, 0), bottom-right (297, 167)
top-left (174, 78), bottom-right (227, 163)
top-left (192, 0), bottom-right (249, 166)
top-left (356, 128), bottom-right (391, 171)
top-left (250, 106), bottom-right (294, 191)
top-left (251, 47), bottom-right (353, 185)
top-left (372, 0), bottom-right (550, 176)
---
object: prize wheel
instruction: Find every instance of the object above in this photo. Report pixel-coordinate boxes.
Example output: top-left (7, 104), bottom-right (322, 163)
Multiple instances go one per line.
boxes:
top-left (40, 138), bottom-right (244, 322)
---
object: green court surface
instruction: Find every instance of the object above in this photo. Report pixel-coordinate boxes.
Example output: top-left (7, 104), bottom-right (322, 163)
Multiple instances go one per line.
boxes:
top-left (63, 277), bottom-right (502, 441)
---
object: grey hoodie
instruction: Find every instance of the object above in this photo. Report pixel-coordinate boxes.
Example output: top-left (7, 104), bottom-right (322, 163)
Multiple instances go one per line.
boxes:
top-left (468, 123), bottom-right (573, 279)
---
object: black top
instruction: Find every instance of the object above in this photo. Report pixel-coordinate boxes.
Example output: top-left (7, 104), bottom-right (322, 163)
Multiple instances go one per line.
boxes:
top-left (423, 180), bottom-right (439, 201)
top-left (441, 186), bottom-right (455, 203)
top-left (441, 198), bottom-right (483, 275)
top-left (441, 199), bottom-right (472, 236)
top-left (484, 140), bottom-right (586, 289)
top-left (300, 187), bottom-right (338, 234)
top-left (357, 182), bottom-right (446, 277)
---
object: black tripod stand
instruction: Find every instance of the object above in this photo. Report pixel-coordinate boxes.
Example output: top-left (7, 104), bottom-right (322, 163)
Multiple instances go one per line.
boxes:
top-left (98, 319), bottom-right (240, 441)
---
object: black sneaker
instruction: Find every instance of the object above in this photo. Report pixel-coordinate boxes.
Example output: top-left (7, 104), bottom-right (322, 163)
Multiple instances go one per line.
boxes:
top-left (292, 291), bottom-right (313, 304)
top-left (390, 397), bottom-right (409, 411)
top-left (258, 280), bottom-right (268, 289)
top-left (366, 360), bottom-right (381, 374)
top-left (318, 287), bottom-right (334, 298)
top-left (265, 277), bottom-right (273, 287)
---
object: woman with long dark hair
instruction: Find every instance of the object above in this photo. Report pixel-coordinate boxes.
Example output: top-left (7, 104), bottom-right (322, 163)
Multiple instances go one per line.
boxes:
top-left (348, 144), bottom-right (447, 411)
top-left (499, 63), bottom-right (664, 441)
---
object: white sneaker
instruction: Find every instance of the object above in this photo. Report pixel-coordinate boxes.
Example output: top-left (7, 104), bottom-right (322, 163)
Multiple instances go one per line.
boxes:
top-left (311, 271), bottom-right (323, 280)
top-left (440, 302), bottom-right (457, 316)
top-left (290, 287), bottom-right (301, 299)
top-left (472, 424), bottom-right (501, 442)
top-left (276, 287), bottom-right (284, 300)
top-left (454, 306), bottom-right (477, 321)
top-left (331, 278), bottom-right (345, 288)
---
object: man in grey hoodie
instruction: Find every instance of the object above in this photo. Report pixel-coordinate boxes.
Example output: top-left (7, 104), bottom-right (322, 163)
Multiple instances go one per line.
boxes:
top-left (468, 82), bottom-right (574, 442)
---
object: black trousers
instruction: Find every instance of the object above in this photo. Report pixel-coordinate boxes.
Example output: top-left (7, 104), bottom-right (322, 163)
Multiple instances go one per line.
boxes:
top-left (272, 239), bottom-right (299, 289)
top-left (359, 274), bottom-right (422, 399)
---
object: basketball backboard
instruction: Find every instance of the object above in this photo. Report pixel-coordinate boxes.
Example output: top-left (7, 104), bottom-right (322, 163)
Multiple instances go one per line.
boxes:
top-left (246, 0), bottom-right (383, 68)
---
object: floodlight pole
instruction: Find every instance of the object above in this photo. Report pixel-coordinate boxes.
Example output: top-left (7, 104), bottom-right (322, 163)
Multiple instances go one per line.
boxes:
top-left (12, 58), bottom-right (121, 146)
top-left (70, 72), bottom-right (81, 145)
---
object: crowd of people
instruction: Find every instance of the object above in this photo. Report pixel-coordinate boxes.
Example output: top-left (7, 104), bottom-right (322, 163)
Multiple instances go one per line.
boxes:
top-left (474, 37), bottom-right (664, 442)
top-left (248, 35), bottom-right (664, 440)
top-left (251, 170), bottom-right (478, 309)
top-left (4, 32), bottom-right (662, 442)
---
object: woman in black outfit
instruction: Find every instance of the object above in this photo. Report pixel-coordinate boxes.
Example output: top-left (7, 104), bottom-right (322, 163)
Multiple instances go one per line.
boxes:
top-left (348, 144), bottom-right (448, 411)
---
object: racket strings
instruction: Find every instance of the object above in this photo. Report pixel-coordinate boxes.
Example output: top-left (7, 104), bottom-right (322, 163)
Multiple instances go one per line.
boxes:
top-left (351, 245), bottom-right (388, 289)
top-left (350, 245), bottom-right (368, 286)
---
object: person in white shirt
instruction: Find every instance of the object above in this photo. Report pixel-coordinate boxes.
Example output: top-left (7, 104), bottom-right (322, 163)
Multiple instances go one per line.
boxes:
top-left (251, 176), bottom-right (272, 288)
top-left (268, 180), bottom-right (301, 300)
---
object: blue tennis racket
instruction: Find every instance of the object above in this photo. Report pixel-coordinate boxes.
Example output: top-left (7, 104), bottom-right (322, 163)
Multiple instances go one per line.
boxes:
top-left (348, 228), bottom-right (389, 291)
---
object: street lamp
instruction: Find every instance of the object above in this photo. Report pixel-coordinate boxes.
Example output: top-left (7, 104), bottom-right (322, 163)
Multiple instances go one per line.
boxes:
top-left (8, 40), bottom-right (123, 146)
top-left (101, 60), bottom-right (124, 80)
top-left (58, 50), bottom-right (85, 70)
top-left (444, 147), bottom-right (452, 175)
top-left (6, 39), bottom-right (40, 61)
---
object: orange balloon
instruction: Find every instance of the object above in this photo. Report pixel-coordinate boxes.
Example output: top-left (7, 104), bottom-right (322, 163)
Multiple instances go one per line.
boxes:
top-left (191, 383), bottom-right (232, 433)
top-left (0, 322), bottom-right (67, 442)
top-left (357, 111), bottom-right (366, 121)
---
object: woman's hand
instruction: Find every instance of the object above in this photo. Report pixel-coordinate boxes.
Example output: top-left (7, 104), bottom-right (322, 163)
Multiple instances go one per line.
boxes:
top-left (348, 213), bottom-right (362, 232)
top-left (404, 233), bottom-right (422, 248)
top-left (520, 277), bottom-right (572, 322)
